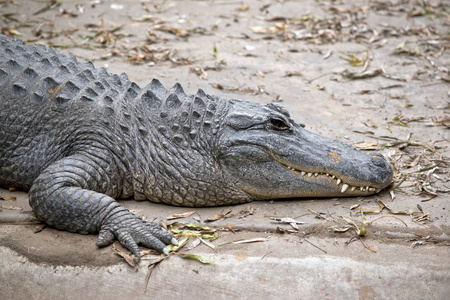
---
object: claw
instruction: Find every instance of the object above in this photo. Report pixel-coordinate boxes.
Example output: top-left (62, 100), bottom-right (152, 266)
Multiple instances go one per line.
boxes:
top-left (99, 206), bottom-right (175, 259)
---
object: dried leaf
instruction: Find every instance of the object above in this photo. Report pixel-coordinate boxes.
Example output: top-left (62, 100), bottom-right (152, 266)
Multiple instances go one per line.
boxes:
top-left (411, 241), bottom-right (427, 247)
top-left (182, 223), bottom-right (212, 230)
top-left (0, 196), bottom-right (16, 201)
top-left (339, 50), bottom-right (368, 67)
top-left (341, 217), bottom-right (365, 236)
top-left (227, 224), bottom-right (236, 233)
top-left (213, 44), bottom-right (218, 58)
top-left (395, 41), bottom-right (424, 57)
top-left (111, 243), bottom-right (136, 266)
top-left (355, 89), bottom-right (374, 94)
top-left (341, 68), bottom-right (382, 80)
top-left (167, 236), bottom-right (190, 253)
top-left (388, 114), bottom-right (409, 127)
top-left (328, 226), bottom-right (351, 233)
top-left (154, 25), bottom-right (189, 37)
top-left (257, 69), bottom-right (265, 77)
top-left (59, 8), bottom-right (78, 17)
top-left (353, 130), bottom-right (375, 135)
top-left (1, 28), bottom-right (22, 36)
top-left (205, 209), bottom-right (231, 223)
top-left (175, 253), bottom-right (215, 264)
top-left (166, 211), bottom-right (196, 220)
top-left (269, 217), bottom-right (305, 225)
top-left (284, 71), bottom-right (302, 77)
top-left (130, 15), bottom-right (154, 22)
top-left (201, 232), bottom-right (219, 241)
top-left (1, 205), bottom-right (22, 210)
top-left (212, 83), bottom-right (224, 90)
top-left (250, 26), bottom-right (267, 34)
top-left (239, 4), bottom-right (249, 11)
top-left (276, 227), bottom-right (286, 234)
top-left (34, 224), bottom-right (46, 233)
top-left (350, 204), bottom-right (360, 210)
top-left (354, 142), bottom-right (379, 151)
top-left (238, 205), bottom-right (255, 219)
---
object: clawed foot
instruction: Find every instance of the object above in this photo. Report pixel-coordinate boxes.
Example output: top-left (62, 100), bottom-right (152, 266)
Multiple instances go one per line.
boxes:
top-left (96, 213), bottom-right (178, 259)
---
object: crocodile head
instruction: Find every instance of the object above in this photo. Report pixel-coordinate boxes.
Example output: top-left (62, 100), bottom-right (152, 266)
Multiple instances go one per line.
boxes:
top-left (138, 81), bottom-right (393, 206)
top-left (217, 100), bottom-right (393, 199)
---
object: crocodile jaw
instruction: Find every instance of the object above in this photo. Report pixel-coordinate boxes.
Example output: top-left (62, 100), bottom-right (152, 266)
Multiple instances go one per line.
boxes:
top-left (282, 163), bottom-right (382, 196)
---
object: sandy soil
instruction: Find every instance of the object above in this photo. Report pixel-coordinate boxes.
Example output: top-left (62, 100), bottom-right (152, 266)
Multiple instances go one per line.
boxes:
top-left (0, 1), bottom-right (449, 298)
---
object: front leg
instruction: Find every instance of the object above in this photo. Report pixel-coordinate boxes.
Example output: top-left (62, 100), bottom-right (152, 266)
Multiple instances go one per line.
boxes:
top-left (29, 154), bottom-right (177, 259)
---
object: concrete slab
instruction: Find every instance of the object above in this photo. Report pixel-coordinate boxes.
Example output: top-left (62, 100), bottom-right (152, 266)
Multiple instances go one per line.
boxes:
top-left (0, 0), bottom-right (449, 299)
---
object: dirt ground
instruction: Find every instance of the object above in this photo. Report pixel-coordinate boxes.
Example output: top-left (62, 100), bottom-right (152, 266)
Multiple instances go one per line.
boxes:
top-left (0, 0), bottom-right (449, 299)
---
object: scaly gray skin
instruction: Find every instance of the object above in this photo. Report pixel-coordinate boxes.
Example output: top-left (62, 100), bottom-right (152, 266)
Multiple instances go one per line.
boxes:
top-left (0, 35), bottom-right (393, 258)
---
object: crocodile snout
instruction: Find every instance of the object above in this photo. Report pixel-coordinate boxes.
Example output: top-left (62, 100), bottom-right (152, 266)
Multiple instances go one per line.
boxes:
top-left (369, 152), bottom-right (393, 188)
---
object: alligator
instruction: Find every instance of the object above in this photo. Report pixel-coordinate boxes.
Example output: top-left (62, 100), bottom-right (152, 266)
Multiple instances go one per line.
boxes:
top-left (0, 35), bottom-right (393, 259)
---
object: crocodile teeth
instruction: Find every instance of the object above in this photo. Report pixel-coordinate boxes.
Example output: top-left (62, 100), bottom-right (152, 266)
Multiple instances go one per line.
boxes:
top-left (341, 184), bottom-right (349, 193)
top-left (282, 163), bottom-right (377, 194)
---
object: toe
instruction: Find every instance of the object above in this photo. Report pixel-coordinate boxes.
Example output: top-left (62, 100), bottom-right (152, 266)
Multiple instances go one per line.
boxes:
top-left (96, 228), bottom-right (115, 247)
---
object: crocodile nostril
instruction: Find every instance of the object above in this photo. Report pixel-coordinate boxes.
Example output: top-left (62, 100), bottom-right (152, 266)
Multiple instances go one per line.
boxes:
top-left (370, 152), bottom-right (389, 167)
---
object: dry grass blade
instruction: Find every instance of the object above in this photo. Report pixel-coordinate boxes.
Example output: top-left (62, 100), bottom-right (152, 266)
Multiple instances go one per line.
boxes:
top-left (33, 0), bottom-right (61, 16)
top-left (144, 256), bottom-right (166, 293)
top-left (359, 236), bottom-right (377, 253)
top-left (365, 215), bottom-right (408, 227)
top-left (388, 114), bottom-right (409, 127)
top-left (410, 205), bottom-right (432, 230)
top-left (304, 239), bottom-right (327, 254)
top-left (0, 13), bottom-right (20, 24)
top-left (198, 237), bottom-right (215, 249)
top-left (308, 209), bottom-right (329, 220)
top-left (232, 237), bottom-right (269, 244)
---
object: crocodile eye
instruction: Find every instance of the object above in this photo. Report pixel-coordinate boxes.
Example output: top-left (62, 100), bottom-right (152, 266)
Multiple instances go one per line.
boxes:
top-left (268, 117), bottom-right (290, 131)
